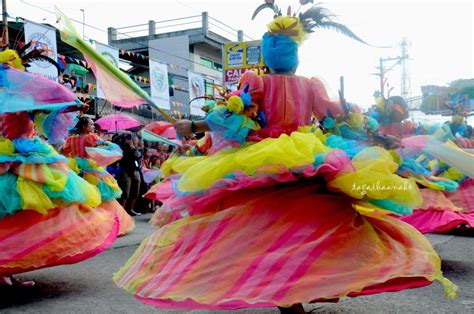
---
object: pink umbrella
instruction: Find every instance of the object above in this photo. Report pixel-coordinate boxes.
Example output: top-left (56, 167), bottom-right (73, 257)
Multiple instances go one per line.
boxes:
top-left (144, 121), bottom-right (177, 139)
top-left (95, 114), bottom-right (141, 132)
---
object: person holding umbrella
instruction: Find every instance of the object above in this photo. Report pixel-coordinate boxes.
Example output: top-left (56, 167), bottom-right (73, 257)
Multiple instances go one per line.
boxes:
top-left (62, 116), bottom-right (135, 235)
top-left (115, 132), bottom-right (143, 217)
top-left (95, 113), bottom-right (141, 133)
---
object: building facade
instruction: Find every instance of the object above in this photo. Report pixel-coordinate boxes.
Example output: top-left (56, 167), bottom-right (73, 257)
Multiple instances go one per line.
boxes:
top-left (108, 12), bottom-right (245, 117)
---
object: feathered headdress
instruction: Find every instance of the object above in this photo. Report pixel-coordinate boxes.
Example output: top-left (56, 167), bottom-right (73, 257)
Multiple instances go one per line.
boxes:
top-left (0, 41), bottom-right (60, 73)
top-left (252, 0), bottom-right (376, 46)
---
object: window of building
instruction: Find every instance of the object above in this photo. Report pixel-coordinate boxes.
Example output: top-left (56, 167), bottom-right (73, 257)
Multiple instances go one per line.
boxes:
top-left (200, 57), bottom-right (223, 72)
top-left (200, 58), bottom-right (213, 69)
top-left (205, 80), bottom-right (214, 97)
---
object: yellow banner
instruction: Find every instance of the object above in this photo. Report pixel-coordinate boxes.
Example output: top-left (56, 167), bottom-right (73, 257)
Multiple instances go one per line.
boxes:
top-left (224, 40), bottom-right (263, 70)
top-left (224, 40), bottom-right (264, 85)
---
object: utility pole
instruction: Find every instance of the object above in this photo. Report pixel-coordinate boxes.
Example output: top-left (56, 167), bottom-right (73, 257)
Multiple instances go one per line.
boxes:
top-left (2, 0), bottom-right (8, 46)
top-left (373, 39), bottom-right (411, 100)
top-left (373, 54), bottom-right (408, 99)
top-left (80, 9), bottom-right (85, 40)
top-left (400, 38), bottom-right (411, 101)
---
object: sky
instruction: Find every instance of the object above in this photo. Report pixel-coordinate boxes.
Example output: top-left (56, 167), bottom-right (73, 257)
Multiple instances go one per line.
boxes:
top-left (8, 0), bottom-right (474, 107)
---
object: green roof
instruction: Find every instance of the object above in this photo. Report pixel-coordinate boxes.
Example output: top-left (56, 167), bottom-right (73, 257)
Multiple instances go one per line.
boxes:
top-left (66, 63), bottom-right (89, 75)
top-left (450, 86), bottom-right (474, 100)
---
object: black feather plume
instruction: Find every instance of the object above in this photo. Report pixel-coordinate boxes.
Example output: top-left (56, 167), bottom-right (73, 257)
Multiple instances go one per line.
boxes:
top-left (299, 4), bottom-right (390, 48)
top-left (24, 55), bottom-right (61, 75)
top-left (17, 40), bottom-right (34, 57)
top-left (252, 2), bottom-right (282, 20)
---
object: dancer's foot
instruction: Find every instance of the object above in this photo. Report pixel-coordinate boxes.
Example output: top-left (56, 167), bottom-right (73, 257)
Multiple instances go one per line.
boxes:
top-left (0, 276), bottom-right (35, 287)
top-left (278, 304), bottom-right (306, 314)
top-left (130, 209), bottom-right (142, 216)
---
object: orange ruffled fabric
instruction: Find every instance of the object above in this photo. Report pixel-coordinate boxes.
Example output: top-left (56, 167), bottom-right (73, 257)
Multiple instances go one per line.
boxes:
top-left (100, 200), bottom-right (135, 237)
top-left (0, 204), bottom-right (119, 276)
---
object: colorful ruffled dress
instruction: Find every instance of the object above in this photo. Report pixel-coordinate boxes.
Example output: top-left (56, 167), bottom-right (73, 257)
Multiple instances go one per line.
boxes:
top-left (396, 134), bottom-right (474, 233)
top-left (0, 65), bottom-right (119, 276)
top-left (374, 118), bottom-right (474, 233)
top-left (62, 132), bottom-right (135, 236)
top-left (114, 71), bottom-right (456, 309)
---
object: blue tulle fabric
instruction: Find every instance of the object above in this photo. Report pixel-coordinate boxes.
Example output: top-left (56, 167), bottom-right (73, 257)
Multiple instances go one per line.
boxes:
top-left (97, 181), bottom-right (119, 201)
top-left (0, 173), bottom-right (22, 218)
top-left (398, 158), bottom-right (431, 177)
top-left (369, 199), bottom-right (413, 215)
top-left (337, 124), bottom-right (368, 141)
top-left (261, 33), bottom-right (298, 72)
top-left (0, 65), bottom-right (81, 113)
top-left (367, 117), bottom-right (379, 132)
top-left (397, 157), bottom-right (459, 192)
top-left (13, 137), bottom-right (54, 154)
top-left (0, 137), bottom-right (67, 164)
top-left (326, 135), bottom-right (366, 158)
top-left (205, 106), bottom-right (257, 144)
top-left (43, 170), bottom-right (92, 204)
top-left (36, 110), bottom-right (78, 145)
top-left (74, 157), bottom-right (121, 201)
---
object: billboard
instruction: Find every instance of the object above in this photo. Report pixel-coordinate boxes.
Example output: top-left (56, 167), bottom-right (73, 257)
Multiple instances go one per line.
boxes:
top-left (188, 71), bottom-right (205, 116)
top-left (223, 40), bottom-right (264, 87)
top-left (95, 43), bottom-right (120, 99)
top-left (24, 22), bottom-right (58, 81)
top-left (149, 60), bottom-right (170, 110)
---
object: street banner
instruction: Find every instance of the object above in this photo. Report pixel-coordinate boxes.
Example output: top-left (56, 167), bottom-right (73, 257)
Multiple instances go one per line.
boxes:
top-left (95, 43), bottom-right (120, 99)
top-left (223, 40), bottom-right (264, 87)
top-left (24, 22), bottom-right (58, 81)
top-left (188, 71), bottom-right (205, 116)
top-left (149, 60), bottom-right (170, 110)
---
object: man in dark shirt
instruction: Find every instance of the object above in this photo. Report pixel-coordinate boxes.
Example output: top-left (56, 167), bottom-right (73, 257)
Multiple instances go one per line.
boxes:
top-left (117, 133), bottom-right (142, 216)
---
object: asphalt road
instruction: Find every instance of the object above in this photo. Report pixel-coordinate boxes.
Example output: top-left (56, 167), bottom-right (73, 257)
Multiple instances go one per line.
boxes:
top-left (1, 214), bottom-right (473, 313)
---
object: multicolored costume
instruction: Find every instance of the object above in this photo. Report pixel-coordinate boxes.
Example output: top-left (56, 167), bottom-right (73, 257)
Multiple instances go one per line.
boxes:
top-left (370, 98), bottom-right (474, 233)
top-left (114, 3), bottom-right (456, 309)
top-left (0, 52), bottom-right (119, 277)
top-left (396, 134), bottom-right (474, 233)
top-left (62, 132), bottom-right (135, 236)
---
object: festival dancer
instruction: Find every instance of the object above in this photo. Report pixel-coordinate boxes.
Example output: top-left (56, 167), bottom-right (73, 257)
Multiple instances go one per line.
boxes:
top-left (0, 48), bottom-right (120, 286)
top-left (114, 3), bottom-right (456, 312)
top-left (62, 116), bottom-right (135, 235)
top-left (368, 97), bottom-right (474, 233)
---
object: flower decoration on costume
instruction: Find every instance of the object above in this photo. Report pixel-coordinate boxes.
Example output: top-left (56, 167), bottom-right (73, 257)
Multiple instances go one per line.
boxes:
top-left (226, 96), bottom-right (244, 114)
top-left (320, 102), bottom-right (379, 142)
top-left (196, 82), bottom-right (267, 131)
top-left (369, 96), bottom-right (409, 126)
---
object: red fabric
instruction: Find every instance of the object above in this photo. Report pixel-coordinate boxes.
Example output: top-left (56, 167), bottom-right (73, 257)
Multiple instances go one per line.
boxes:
top-left (62, 133), bottom-right (100, 158)
top-left (399, 208), bottom-right (474, 233)
top-left (378, 121), bottom-right (416, 138)
top-left (1, 113), bottom-right (35, 140)
top-left (135, 277), bottom-right (432, 310)
top-left (239, 71), bottom-right (343, 140)
top-left (145, 121), bottom-right (177, 139)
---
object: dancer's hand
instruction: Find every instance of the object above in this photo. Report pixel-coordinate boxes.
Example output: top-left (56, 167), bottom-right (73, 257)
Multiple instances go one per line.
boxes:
top-left (173, 120), bottom-right (193, 137)
top-left (456, 138), bottom-right (474, 149)
top-left (385, 134), bottom-right (401, 149)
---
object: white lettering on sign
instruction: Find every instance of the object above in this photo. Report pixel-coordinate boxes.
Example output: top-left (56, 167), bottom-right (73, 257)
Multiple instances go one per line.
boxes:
top-left (225, 68), bottom-right (247, 83)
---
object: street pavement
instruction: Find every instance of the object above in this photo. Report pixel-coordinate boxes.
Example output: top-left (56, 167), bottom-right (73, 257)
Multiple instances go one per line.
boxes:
top-left (1, 214), bottom-right (473, 313)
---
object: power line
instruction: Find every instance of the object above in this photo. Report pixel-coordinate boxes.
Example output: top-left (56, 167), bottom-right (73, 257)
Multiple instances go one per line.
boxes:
top-left (17, 0), bottom-right (236, 82)
top-left (9, 26), bottom-right (198, 94)
top-left (6, 21), bottom-right (216, 93)
top-left (13, 13), bottom-right (223, 82)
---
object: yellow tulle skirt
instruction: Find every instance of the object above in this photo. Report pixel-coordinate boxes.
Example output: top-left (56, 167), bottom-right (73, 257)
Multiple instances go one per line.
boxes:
top-left (161, 129), bottom-right (422, 210)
